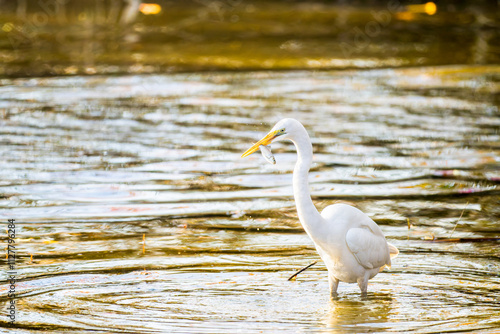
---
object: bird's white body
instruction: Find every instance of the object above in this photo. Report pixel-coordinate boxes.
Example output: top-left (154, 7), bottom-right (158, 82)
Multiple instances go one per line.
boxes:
top-left (317, 204), bottom-right (391, 288)
top-left (242, 118), bottom-right (398, 296)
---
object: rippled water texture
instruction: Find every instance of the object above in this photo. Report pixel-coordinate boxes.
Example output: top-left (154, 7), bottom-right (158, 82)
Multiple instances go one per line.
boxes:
top-left (1, 66), bottom-right (500, 332)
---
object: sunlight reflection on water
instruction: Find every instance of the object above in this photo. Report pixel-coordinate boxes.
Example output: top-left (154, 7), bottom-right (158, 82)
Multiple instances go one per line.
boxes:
top-left (0, 65), bottom-right (499, 332)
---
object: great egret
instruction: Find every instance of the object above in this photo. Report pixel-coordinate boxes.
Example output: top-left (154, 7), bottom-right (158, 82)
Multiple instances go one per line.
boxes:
top-left (241, 118), bottom-right (399, 296)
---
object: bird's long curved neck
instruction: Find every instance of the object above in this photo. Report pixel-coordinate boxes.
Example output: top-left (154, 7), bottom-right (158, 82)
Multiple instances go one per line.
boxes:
top-left (290, 128), bottom-right (324, 238)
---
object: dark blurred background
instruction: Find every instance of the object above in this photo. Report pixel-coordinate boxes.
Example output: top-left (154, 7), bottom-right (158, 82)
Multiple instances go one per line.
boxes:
top-left (0, 0), bottom-right (498, 78)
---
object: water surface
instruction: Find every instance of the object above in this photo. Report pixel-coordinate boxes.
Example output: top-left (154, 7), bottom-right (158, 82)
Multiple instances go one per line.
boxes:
top-left (0, 65), bottom-right (499, 332)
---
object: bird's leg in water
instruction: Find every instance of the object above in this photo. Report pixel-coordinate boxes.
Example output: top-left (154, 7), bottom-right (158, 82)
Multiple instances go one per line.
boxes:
top-left (357, 275), bottom-right (368, 296)
top-left (329, 274), bottom-right (339, 298)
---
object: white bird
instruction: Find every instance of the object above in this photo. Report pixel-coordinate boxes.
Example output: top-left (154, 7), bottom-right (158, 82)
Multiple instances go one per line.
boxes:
top-left (241, 118), bottom-right (399, 296)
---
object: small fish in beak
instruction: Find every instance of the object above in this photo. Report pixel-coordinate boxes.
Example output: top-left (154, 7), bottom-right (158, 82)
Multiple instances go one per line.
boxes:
top-left (259, 145), bottom-right (276, 165)
top-left (241, 130), bottom-right (279, 158)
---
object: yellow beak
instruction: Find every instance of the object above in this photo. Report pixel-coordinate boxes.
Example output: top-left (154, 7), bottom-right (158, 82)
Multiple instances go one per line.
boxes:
top-left (241, 130), bottom-right (279, 158)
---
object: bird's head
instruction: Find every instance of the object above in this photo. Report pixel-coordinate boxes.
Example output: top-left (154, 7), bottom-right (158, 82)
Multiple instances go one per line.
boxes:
top-left (241, 118), bottom-right (301, 158)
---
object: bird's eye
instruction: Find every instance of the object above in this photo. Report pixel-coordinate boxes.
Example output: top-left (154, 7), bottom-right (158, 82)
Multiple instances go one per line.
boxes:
top-left (280, 129), bottom-right (285, 133)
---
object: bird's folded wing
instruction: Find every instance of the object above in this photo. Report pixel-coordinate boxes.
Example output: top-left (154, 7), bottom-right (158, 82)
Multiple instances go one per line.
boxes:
top-left (345, 227), bottom-right (390, 269)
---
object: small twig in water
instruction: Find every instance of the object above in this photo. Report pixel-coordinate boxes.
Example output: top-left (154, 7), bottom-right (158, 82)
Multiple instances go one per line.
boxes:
top-left (449, 202), bottom-right (469, 238)
top-left (288, 261), bottom-right (317, 281)
top-left (407, 218), bottom-right (411, 240)
top-left (425, 237), bottom-right (500, 243)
